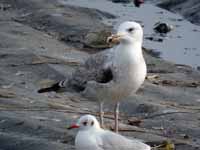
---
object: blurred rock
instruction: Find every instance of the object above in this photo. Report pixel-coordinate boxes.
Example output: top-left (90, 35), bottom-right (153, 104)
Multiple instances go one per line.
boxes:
top-left (112, 0), bottom-right (132, 3)
top-left (83, 29), bottom-right (112, 49)
top-left (134, 0), bottom-right (144, 7)
top-left (0, 89), bottom-right (16, 98)
top-left (136, 103), bottom-right (158, 114)
top-left (155, 0), bottom-right (200, 25)
top-left (145, 36), bottom-right (164, 42)
top-left (154, 22), bottom-right (173, 34)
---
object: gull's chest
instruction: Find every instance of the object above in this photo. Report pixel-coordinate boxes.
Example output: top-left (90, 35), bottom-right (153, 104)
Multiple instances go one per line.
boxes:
top-left (112, 46), bottom-right (146, 91)
top-left (75, 131), bottom-right (103, 150)
top-left (113, 48), bottom-right (137, 74)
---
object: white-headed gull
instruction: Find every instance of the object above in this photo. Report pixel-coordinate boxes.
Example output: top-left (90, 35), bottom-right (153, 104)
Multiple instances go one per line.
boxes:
top-left (68, 115), bottom-right (151, 150)
top-left (38, 21), bottom-right (147, 132)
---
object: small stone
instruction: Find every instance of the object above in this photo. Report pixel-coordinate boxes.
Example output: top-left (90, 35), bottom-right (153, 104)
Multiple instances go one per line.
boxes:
top-left (0, 4), bottom-right (11, 11)
top-left (84, 30), bottom-right (112, 49)
top-left (128, 117), bottom-right (142, 126)
top-left (154, 22), bottom-right (173, 34)
top-left (112, 0), bottom-right (132, 3)
top-left (133, 0), bottom-right (144, 7)
top-left (183, 134), bottom-right (190, 139)
top-left (0, 89), bottom-right (16, 98)
top-left (197, 66), bottom-right (200, 71)
top-left (179, 133), bottom-right (190, 139)
top-left (152, 126), bottom-right (164, 130)
top-left (136, 103), bottom-right (158, 113)
top-left (15, 121), bottom-right (25, 126)
top-left (145, 37), bottom-right (164, 42)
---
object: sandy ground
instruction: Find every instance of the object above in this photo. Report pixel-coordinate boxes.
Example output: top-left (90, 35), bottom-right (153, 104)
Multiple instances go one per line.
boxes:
top-left (0, 0), bottom-right (199, 149)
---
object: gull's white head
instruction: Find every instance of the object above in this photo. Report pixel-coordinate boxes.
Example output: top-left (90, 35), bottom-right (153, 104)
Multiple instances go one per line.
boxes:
top-left (68, 115), bottom-right (100, 131)
top-left (107, 21), bottom-right (143, 45)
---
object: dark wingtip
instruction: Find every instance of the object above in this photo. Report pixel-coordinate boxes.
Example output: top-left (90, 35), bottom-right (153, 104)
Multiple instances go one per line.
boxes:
top-left (37, 82), bottom-right (61, 93)
top-left (37, 88), bottom-right (50, 93)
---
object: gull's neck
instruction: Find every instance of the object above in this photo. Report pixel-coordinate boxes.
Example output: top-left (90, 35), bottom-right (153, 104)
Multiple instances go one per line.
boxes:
top-left (120, 40), bottom-right (142, 49)
top-left (117, 41), bottom-right (143, 60)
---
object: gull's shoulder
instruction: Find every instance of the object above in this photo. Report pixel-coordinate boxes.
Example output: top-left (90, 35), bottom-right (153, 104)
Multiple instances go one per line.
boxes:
top-left (83, 48), bottom-right (114, 68)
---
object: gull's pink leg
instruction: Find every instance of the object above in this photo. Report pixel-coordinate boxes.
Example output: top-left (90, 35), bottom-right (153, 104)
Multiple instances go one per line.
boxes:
top-left (114, 102), bottom-right (120, 133)
top-left (99, 102), bottom-right (104, 128)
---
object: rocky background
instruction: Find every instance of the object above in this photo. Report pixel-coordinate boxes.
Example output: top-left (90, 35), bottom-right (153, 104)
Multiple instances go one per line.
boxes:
top-left (0, 0), bottom-right (199, 150)
top-left (147, 0), bottom-right (200, 25)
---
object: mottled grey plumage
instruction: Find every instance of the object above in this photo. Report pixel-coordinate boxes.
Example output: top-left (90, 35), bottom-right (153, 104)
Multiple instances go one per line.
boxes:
top-left (38, 48), bottom-right (114, 93)
top-left (66, 48), bottom-right (115, 92)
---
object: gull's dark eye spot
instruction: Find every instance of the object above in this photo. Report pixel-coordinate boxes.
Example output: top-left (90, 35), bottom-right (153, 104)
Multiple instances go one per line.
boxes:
top-left (91, 121), bottom-right (94, 126)
top-left (83, 121), bottom-right (87, 126)
top-left (128, 28), bottom-right (134, 32)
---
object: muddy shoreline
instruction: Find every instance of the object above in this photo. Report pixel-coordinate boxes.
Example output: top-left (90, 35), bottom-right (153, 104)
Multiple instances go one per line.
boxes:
top-left (0, 0), bottom-right (199, 150)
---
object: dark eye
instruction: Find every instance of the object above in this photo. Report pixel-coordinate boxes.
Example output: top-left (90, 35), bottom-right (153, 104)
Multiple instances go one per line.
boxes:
top-left (128, 28), bottom-right (134, 32)
top-left (91, 121), bottom-right (94, 126)
top-left (83, 121), bottom-right (87, 126)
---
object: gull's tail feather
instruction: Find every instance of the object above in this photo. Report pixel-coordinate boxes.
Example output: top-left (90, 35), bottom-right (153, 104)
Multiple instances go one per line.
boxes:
top-left (38, 80), bottom-right (66, 93)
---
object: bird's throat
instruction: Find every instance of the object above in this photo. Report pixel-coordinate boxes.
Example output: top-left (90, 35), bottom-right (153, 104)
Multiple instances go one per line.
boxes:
top-left (116, 42), bottom-right (143, 63)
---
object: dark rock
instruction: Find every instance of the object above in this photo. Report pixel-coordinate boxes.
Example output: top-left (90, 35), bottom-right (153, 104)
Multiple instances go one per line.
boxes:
top-left (112, 0), bottom-right (144, 7)
top-left (182, 134), bottom-right (190, 139)
top-left (197, 66), bottom-right (200, 71)
top-left (136, 104), bottom-right (158, 114)
top-left (128, 117), bottom-right (142, 126)
top-left (154, 22), bottom-right (173, 34)
top-left (145, 36), bottom-right (164, 42)
top-left (134, 0), bottom-right (144, 7)
top-left (157, 0), bottom-right (200, 25)
top-left (83, 29), bottom-right (112, 50)
top-left (0, 3), bottom-right (11, 11)
top-left (112, 0), bottom-right (132, 3)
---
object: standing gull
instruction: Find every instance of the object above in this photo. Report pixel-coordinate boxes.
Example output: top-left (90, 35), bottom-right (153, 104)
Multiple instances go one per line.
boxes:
top-left (38, 21), bottom-right (147, 132)
top-left (68, 115), bottom-right (151, 150)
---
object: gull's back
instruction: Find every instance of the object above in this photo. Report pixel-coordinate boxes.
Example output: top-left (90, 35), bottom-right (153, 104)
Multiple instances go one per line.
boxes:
top-left (100, 130), bottom-right (151, 150)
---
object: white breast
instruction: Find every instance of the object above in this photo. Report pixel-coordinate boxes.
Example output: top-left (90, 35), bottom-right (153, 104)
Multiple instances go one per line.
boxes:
top-left (113, 44), bottom-right (146, 93)
top-left (75, 131), bottom-right (103, 150)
